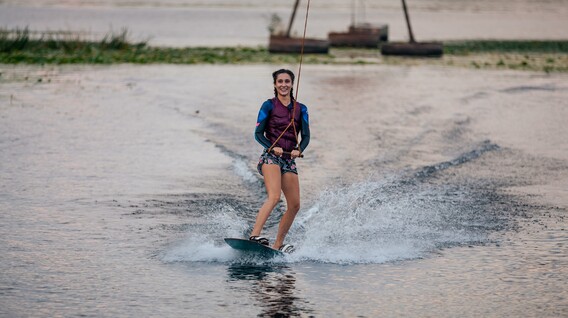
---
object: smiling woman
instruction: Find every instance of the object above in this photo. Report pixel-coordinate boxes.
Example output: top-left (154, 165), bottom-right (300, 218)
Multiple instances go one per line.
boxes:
top-left (249, 69), bottom-right (311, 253)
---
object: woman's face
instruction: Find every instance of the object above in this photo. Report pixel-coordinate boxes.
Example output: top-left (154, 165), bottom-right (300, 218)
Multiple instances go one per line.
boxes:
top-left (274, 73), bottom-right (293, 97)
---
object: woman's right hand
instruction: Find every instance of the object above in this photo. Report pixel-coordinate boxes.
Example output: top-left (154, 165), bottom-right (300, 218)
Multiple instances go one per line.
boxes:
top-left (272, 147), bottom-right (284, 157)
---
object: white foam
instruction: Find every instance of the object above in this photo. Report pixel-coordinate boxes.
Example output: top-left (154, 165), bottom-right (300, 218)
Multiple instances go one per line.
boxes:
top-left (161, 205), bottom-right (248, 263)
top-left (232, 158), bottom-right (258, 184)
top-left (285, 177), bottom-right (486, 264)
top-left (164, 176), bottom-right (488, 264)
top-left (163, 240), bottom-right (236, 263)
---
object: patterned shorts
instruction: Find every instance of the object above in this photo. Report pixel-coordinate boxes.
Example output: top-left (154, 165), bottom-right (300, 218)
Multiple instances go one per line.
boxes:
top-left (257, 152), bottom-right (298, 176)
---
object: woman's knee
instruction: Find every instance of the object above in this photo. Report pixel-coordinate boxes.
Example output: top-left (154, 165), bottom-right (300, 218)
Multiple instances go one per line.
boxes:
top-left (288, 202), bottom-right (300, 214)
top-left (265, 194), bottom-right (281, 206)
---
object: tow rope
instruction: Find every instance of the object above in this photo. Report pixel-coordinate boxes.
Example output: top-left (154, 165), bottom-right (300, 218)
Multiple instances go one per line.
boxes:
top-left (267, 0), bottom-right (311, 158)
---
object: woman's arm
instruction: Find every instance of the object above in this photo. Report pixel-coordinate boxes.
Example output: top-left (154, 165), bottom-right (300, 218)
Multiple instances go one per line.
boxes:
top-left (298, 104), bottom-right (310, 152)
top-left (254, 100), bottom-right (273, 149)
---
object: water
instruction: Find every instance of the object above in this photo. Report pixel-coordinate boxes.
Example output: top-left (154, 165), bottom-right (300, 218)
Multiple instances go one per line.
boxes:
top-left (2, 1), bottom-right (568, 315)
top-left (2, 0), bottom-right (568, 46)
top-left (1, 63), bottom-right (567, 317)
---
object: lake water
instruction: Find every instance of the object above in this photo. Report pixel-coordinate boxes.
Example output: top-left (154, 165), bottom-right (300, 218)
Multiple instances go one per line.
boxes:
top-left (1, 0), bottom-right (568, 46)
top-left (1, 63), bottom-right (567, 317)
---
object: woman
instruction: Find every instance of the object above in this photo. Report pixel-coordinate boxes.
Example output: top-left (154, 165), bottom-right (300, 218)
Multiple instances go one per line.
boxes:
top-left (250, 69), bottom-right (310, 253)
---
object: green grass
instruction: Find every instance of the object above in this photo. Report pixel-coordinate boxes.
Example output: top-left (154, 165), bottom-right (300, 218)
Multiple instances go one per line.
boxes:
top-left (1, 28), bottom-right (568, 73)
top-left (0, 27), bottom-right (313, 64)
top-left (444, 40), bottom-right (568, 55)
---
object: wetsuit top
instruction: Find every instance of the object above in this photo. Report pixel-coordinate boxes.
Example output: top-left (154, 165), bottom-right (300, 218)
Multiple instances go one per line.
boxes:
top-left (255, 97), bottom-right (310, 159)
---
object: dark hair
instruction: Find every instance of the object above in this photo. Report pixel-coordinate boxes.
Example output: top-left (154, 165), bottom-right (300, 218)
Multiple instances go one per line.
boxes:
top-left (272, 69), bottom-right (295, 100)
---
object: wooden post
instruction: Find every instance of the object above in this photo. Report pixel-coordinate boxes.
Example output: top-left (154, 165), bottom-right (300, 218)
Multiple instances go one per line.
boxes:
top-left (286, 0), bottom-right (301, 38)
top-left (402, 0), bottom-right (416, 43)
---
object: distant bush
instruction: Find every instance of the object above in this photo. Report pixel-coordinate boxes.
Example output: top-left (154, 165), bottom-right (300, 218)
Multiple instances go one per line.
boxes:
top-left (0, 27), bottom-right (147, 53)
top-left (445, 40), bottom-right (568, 54)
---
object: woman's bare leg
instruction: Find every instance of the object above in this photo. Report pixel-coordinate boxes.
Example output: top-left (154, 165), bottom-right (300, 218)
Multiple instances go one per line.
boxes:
top-left (250, 164), bottom-right (282, 237)
top-left (273, 172), bottom-right (300, 249)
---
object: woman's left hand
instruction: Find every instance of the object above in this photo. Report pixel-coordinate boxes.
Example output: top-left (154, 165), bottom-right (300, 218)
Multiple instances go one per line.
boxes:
top-left (290, 149), bottom-right (301, 159)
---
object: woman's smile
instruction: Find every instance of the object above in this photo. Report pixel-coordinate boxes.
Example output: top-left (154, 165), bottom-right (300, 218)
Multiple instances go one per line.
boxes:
top-left (275, 76), bottom-right (292, 96)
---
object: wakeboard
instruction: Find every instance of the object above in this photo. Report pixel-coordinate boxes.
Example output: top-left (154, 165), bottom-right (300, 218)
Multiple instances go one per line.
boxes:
top-left (224, 238), bottom-right (283, 258)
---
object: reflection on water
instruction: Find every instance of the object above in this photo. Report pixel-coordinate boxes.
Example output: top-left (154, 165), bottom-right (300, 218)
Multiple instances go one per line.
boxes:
top-left (227, 264), bottom-right (313, 317)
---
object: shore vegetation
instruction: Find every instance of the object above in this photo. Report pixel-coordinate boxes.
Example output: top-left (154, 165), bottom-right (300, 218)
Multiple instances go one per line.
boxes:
top-left (1, 28), bottom-right (567, 73)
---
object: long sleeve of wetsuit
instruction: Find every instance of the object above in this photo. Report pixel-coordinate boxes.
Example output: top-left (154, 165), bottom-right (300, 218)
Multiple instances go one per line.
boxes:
top-left (298, 104), bottom-right (310, 153)
top-left (254, 100), bottom-right (274, 149)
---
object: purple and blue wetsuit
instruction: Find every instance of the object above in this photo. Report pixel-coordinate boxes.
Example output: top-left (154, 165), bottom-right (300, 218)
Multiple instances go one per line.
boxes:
top-left (255, 98), bottom-right (310, 159)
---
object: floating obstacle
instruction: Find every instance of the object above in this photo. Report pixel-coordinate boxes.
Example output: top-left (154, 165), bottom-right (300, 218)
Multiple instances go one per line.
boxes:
top-left (380, 0), bottom-right (443, 57)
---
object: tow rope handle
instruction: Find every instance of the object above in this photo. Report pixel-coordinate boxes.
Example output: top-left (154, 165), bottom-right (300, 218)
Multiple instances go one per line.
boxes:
top-left (268, 149), bottom-right (304, 159)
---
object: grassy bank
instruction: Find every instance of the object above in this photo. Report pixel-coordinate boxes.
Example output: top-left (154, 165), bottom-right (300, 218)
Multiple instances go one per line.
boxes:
top-left (1, 28), bottom-right (567, 72)
top-left (0, 28), bottom-right (302, 64)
